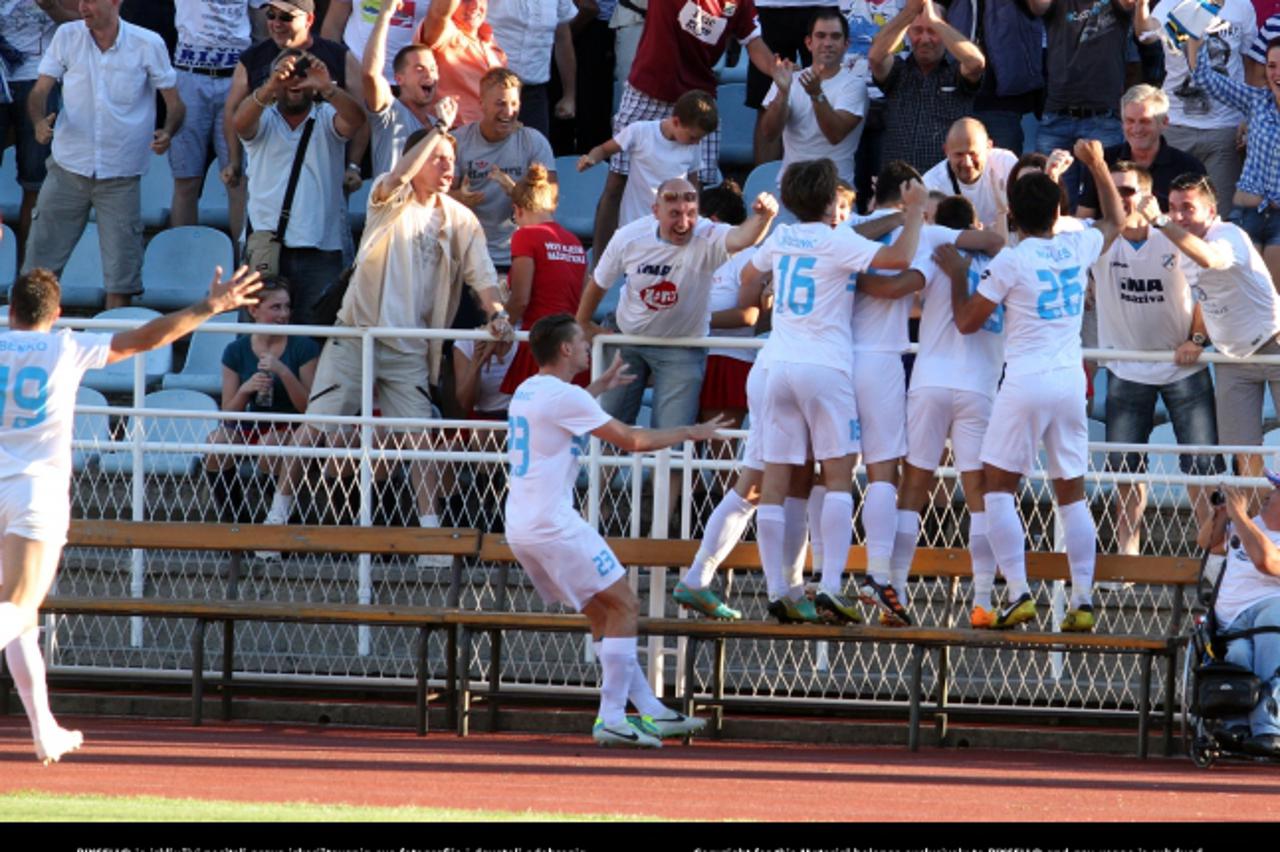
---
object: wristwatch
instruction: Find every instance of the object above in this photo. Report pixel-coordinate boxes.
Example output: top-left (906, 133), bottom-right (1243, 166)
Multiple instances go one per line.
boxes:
top-left (1152, 213), bottom-right (1171, 229)
top-left (811, 92), bottom-right (828, 105)
top-left (1191, 332), bottom-right (1208, 346)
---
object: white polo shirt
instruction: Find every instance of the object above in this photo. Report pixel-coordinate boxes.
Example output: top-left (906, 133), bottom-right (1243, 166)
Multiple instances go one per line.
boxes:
top-left (37, 20), bottom-right (177, 179)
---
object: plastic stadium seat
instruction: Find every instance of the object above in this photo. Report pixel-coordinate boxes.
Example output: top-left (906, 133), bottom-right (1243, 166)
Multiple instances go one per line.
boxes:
top-left (73, 387), bottom-right (112, 472)
top-left (197, 161), bottom-right (231, 230)
top-left (348, 178), bottom-right (373, 231)
top-left (553, 155), bottom-right (605, 241)
top-left (162, 313), bottom-right (239, 397)
top-left (0, 223), bottom-right (16, 299)
top-left (140, 226), bottom-right (235, 311)
top-left (0, 156), bottom-right (20, 221)
top-left (715, 83), bottom-right (756, 169)
top-left (82, 307), bottom-right (171, 394)
top-left (58, 223), bottom-right (107, 310)
top-left (713, 51), bottom-right (749, 85)
top-left (743, 160), bottom-right (781, 199)
top-left (97, 389), bottom-right (220, 476)
top-left (140, 154), bottom-right (175, 228)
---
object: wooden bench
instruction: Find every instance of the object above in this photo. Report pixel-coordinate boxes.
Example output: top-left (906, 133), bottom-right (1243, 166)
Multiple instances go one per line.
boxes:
top-left (475, 534), bottom-right (1198, 757)
top-left (34, 520), bottom-right (483, 733)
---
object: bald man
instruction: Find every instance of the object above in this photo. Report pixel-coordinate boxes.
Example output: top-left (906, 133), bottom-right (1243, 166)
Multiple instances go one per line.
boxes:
top-left (576, 178), bottom-right (778, 431)
top-left (921, 118), bottom-right (1019, 231)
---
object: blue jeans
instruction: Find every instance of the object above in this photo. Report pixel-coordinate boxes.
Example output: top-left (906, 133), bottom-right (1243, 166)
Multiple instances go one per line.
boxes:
top-left (1227, 203), bottom-right (1280, 248)
top-left (280, 247), bottom-right (345, 327)
top-left (598, 343), bottom-right (706, 429)
top-left (1036, 112), bottom-right (1124, 208)
top-left (1104, 369), bottom-right (1225, 475)
top-left (975, 109), bottom-right (1028, 156)
top-left (1224, 595), bottom-right (1280, 736)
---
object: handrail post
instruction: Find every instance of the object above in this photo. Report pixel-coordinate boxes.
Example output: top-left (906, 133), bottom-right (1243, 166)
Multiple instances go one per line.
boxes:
top-left (358, 328), bottom-right (374, 656)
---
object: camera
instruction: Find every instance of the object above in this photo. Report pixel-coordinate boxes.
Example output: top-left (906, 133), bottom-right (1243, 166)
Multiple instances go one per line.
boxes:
top-left (1210, 490), bottom-right (1226, 507)
top-left (291, 56), bottom-right (312, 78)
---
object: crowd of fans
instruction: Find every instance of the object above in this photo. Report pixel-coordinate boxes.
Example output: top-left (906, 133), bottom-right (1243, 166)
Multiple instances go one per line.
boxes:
top-left (5, 0), bottom-right (1280, 528)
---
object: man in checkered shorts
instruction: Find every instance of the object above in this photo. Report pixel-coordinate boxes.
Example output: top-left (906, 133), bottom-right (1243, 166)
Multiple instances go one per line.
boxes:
top-left (591, 0), bottom-right (777, 257)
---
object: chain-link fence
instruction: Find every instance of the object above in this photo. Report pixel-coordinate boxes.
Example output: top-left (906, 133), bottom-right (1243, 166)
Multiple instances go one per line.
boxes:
top-left (44, 320), bottom-right (1267, 717)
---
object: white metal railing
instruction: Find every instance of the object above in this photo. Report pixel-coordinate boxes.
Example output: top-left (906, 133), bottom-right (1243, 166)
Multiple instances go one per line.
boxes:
top-left (48, 317), bottom-right (1280, 709)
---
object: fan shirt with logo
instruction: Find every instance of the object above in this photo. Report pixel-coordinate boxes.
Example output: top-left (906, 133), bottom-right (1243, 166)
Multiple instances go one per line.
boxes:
top-left (628, 0), bottom-right (763, 102)
top-left (592, 215), bottom-right (733, 338)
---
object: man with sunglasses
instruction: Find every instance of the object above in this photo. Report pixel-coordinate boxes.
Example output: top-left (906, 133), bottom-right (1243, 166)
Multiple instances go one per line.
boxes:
top-left (361, 0), bottom-right (440, 177)
top-left (222, 0), bottom-right (364, 239)
top-left (1091, 162), bottom-right (1222, 559)
top-left (574, 179), bottom-right (778, 442)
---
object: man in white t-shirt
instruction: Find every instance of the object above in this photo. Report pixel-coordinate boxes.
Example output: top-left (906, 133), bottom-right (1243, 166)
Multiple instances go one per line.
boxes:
top-left (1197, 477), bottom-right (1280, 757)
top-left (360, 0), bottom-right (440, 177)
top-left (0, 264), bottom-right (263, 765)
top-left (258, 108), bottom-right (512, 561)
top-left (575, 178), bottom-right (778, 432)
top-left (758, 9), bottom-right (867, 186)
top-left (1093, 162), bottom-right (1223, 557)
top-left (506, 314), bottom-right (724, 747)
top-left (1152, 171), bottom-right (1280, 483)
top-left (949, 138), bottom-right (1125, 632)
top-left (894, 196), bottom-right (1006, 627)
top-left (743, 158), bottom-right (926, 625)
top-left (922, 118), bottom-right (1019, 232)
top-left (850, 160), bottom-right (1003, 626)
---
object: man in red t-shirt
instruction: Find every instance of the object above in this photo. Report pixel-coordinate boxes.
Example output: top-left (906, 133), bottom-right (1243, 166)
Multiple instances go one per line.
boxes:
top-left (592, 0), bottom-right (775, 258)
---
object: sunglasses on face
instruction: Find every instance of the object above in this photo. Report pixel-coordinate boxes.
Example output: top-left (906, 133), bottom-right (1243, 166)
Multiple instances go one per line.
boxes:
top-left (1116, 186), bottom-right (1139, 198)
top-left (660, 190), bottom-right (698, 203)
top-left (265, 9), bottom-right (298, 22)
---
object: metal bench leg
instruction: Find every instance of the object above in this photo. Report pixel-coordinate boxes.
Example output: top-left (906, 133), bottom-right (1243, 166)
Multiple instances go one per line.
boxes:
top-left (457, 627), bottom-right (472, 737)
top-left (908, 644), bottom-right (924, 751)
top-left (1, 650), bottom-right (11, 716)
top-left (1138, 652), bottom-right (1153, 759)
top-left (1163, 646), bottom-right (1176, 757)
top-left (191, 618), bottom-right (206, 726)
top-left (416, 626), bottom-right (430, 737)
top-left (487, 629), bottom-right (502, 733)
top-left (220, 619), bottom-right (235, 722)
top-left (682, 636), bottom-right (698, 718)
top-left (713, 637), bottom-right (726, 736)
top-left (935, 645), bottom-right (951, 746)
top-left (445, 624), bottom-right (458, 733)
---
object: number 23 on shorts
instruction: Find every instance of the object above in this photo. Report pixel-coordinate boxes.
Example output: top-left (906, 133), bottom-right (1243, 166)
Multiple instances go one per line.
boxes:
top-left (592, 548), bottom-right (619, 577)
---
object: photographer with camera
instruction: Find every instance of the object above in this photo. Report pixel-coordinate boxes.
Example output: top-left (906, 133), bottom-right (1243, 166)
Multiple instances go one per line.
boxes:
top-left (232, 47), bottom-right (366, 326)
top-left (1196, 477), bottom-right (1280, 757)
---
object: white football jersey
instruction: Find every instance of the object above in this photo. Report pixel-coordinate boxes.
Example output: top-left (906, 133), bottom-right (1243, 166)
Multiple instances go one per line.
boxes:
top-left (748, 221), bottom-right (882, 376)
top-left (853, 222), bottom-right (959, 353)
top-left (504, 374), bottom-right (611, 544)
top-left (0, 330), bottom-right (112, 483)
top-left (912, 250), bottom-right (1004, 397)
top-left (977, 229), bottom-right (1105, 377)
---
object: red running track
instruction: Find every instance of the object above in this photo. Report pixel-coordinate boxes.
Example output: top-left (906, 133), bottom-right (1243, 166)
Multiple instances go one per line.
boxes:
top-left (3, 716), bottom-right (1280, 821)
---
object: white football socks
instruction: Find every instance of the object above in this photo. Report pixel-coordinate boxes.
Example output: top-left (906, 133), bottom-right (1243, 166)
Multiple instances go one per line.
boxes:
top-left (756, 503), bottom-right (788, 600)
top-left (782, 497), bottom-right (810, 596)
top-left (6, 629), bottom-right (56, 742)
top-left (890, 509), bottom-right (919, 601)
top-left (598, 637), bottom-right (635, 727)
top-left (807, 485), bottom-right (827, 569)
top-left (984, 491), bottom-right (1029, 602)
top-left (863, 482), bottom-right (897, 585)
top-left (627, 653), bottom-right (669, 718)
top-left (968, 511), bottom-right (997, 608)
top-left (1060, 499), bottom-right (1098, 609)
top-left (819, 491), bottom-right (855, 594)
top-left (684, 490), bottom-right (756, 589)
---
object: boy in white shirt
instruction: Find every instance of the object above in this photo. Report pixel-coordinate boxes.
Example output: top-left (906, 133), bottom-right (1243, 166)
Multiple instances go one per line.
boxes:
top-left (742, 158), bottom-right (926, 624)
top-left (505, 314), bottom-right (725, 748)
top-left (949, 139), bottom-right (1125, 632)
top-left (578, 90), bottom-right (717, 245)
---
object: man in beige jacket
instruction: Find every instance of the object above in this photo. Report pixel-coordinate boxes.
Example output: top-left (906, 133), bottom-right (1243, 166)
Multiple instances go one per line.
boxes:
top-left (259, 96), bottom-right (511, 560)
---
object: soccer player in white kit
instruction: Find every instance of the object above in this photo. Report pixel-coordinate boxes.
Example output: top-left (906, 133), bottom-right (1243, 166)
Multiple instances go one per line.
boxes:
top-left (742, 158), bottom-right (927, 625)
top-left (949, 139), bottom-right (1125, 632)
top-left (892, 196), bottom-right (1007, 628)
top-left (850, 162), bottom-right (1005, 626)
top-left (505, 314), bottom-right (727, 748)
top-left (0, 264), bottom-right (263, 763)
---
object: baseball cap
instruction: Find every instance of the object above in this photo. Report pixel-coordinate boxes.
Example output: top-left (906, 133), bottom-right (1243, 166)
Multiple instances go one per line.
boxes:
top-left (267, 0), bottom-right (316, 14)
